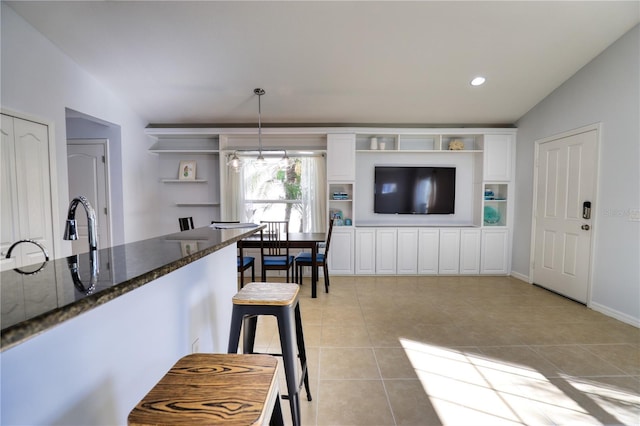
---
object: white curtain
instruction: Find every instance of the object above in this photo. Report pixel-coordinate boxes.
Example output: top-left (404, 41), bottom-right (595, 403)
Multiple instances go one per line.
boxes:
top-left (224, 154), bottom-right (326, 231)
top-left (301, 155), bottom-right (327, 232)
top-left (222, 157), bottom-right (246, 222)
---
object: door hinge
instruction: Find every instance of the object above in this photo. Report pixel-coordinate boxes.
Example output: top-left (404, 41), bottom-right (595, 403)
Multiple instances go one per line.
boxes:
top-left (102, 155), bottom-right (105, 163)
top-left (104, 207), bottom-right (108, 215)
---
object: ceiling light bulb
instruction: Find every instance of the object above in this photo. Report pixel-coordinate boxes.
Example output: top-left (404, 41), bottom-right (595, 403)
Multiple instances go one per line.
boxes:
top-left (471, 77), bottom-right (486, 86)
top-left (227, 152), bottom-right (242, 170)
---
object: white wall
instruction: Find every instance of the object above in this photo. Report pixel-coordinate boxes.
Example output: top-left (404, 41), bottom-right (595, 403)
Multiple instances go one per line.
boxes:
top-left (0, 3), bottom-right (162, 252)
top-left (513, 25), bottom-right (639, 325)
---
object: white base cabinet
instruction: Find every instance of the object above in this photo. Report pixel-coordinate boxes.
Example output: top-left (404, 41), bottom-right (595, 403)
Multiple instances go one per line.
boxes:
top-left (460, 229), bottom-right (481, 274)
top-left (328, 227), bottom-right (354, 274)
top-left (481, 229), bottom-right (509, 274)
top-left (418, 229), bottom-right (439, 274)
top-left (350, 226), bottom-right (509, 276)
top-left (376, 228), bottom-right (398, 274)
top-left (397, 228), bottom-right (419, 274)
top-left (355, 228), bottom-right (376, 274)
top-left (438, 229), bottom-right (460, 274)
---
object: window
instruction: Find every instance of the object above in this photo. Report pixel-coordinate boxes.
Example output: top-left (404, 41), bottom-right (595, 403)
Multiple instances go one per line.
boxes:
top-left (224, 154), bottom-right (326, 232)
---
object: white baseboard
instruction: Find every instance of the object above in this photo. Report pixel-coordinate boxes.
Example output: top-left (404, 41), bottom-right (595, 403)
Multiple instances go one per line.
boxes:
top-left (510, 271), bottom-right (530, 283)
top-left (510, 270), bottom-right (639, 328)
top-left (590, 302), bottom-right (640, 328)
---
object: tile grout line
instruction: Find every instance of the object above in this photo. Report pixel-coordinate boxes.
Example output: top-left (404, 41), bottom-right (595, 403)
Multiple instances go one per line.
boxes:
top-left (356, 281), bottom-right (398, 426)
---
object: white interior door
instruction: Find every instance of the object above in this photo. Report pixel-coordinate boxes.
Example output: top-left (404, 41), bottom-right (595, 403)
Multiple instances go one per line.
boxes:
top-left (67, 140), bottom-right (111, 254)
top-left (1, 114), bottom-right (54, 270)
top-left (532, 127), bottom-right (598, 303)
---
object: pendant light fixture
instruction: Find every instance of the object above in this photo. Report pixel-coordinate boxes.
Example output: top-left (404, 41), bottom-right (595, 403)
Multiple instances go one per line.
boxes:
top-left (227, 88), bottom-right (291, 171)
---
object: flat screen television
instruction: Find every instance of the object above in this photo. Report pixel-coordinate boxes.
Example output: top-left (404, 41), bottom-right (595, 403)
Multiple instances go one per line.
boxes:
top-left (374, 166), bottom-right (456, 214)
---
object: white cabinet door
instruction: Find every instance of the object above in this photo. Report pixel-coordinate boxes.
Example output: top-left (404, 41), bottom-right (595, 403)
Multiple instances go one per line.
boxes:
top-left (483, 134), bottom-right (513, 181)
top-left (396, 228), bottom-right (418, 274)
top-left (418, 228), bottom-right (439, 275)
top-left (328, 228), bottom-right (354, 274)
top-left (460, 229), bottom-right (481, 274)
top-left (355, 228), bottom-right (376, 274)
top-left (376, 228), bottom-right (397, 274)
top-left (327, 134), bottom-right (356, 181)
top-left (481, 229), bottom-right (509, 274)
top-left (1, 115), bottom-right (54, 270)
top-left (1, 115), bottom-right (19, 271)
top-left (15, 118), bottom-right (54, 267)
top-left (438, 229), bottom-right (460, 274)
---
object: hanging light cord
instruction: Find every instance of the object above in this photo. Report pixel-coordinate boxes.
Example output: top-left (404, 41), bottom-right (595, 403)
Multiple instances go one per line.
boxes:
top-left (254, 88), bottom-right (265, 160)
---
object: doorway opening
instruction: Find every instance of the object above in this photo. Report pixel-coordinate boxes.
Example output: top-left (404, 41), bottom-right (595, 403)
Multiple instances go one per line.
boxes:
top-left (65, 108), bottom-right (124, 248)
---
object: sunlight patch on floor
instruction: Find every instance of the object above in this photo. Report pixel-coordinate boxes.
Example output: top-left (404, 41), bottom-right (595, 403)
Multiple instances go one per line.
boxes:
top-left (400, 338), bottom-right (636, 425)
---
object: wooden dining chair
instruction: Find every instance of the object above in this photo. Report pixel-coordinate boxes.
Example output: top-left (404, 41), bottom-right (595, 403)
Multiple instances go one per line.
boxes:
top-left (260, 220), bottom-right (294, 282)
top-left (294, 218), bottom-right (334, 293)
top-left (179, 217), bottom-right (194, 231)
top-left (212, 221), bottom-right (255, 287)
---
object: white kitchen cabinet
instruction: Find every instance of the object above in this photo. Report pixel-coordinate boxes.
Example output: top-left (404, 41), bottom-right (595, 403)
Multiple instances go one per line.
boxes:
top-left (483, 134), bottom-right (513, 181)
top-left (328, 227), bottom-right (354, 274)
top-left (481, 229), bottom-right (509, 274)
top-left (1, 114), bottom-right (54, 271)
top-left (375, 228), bottom-right (397, 274)
top-left (418, 229), bottom-right (439, 274)
top-left (396, 228), bottom-right (418, 274)
top-left (355, 228), bottom-right (376, 274)
top-left (327, 134), bottom-right (356, 181)
top-left (459, 229), bottom-right (481, 274)
top-left (438, 229), bottom-right (460, 274)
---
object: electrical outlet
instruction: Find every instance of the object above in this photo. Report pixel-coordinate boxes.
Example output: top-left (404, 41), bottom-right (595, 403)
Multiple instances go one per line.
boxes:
top-left (192, 338), bottom-right (200, 353)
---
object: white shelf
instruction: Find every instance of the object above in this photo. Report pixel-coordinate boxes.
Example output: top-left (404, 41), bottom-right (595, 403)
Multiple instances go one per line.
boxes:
top-left (483, 183), bottom-right (508, 227)
top-left (161, 179), bottom-right (208, 183)
top-left (148, 140), bottom-right (219, 154)
top-left (356, 149), bottom-right (483, 154)
top-left (175, 202), bottom-right (220, 207)
top-left (150, 149), bottom-right (218, 154)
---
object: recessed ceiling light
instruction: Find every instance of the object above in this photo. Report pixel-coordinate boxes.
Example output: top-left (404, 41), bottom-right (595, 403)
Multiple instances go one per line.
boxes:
top-left (470, 76), bottom-right (486, 86)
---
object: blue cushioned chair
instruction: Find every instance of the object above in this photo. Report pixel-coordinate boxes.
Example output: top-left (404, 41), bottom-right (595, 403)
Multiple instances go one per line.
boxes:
top-left (212, 221), bottom-right (255, 287)
top-left (295, 218), bottom-right (334, 293)
top-left (260, 220), bottom-right (294, 282)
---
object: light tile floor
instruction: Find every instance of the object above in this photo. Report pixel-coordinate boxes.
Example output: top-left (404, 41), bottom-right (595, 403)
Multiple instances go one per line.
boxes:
top-left (250, 275), bottom-right (639, 425)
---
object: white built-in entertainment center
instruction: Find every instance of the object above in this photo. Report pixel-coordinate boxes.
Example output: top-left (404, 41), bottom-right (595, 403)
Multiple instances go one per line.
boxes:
top-left (146, 126), bottom-right (516, 276)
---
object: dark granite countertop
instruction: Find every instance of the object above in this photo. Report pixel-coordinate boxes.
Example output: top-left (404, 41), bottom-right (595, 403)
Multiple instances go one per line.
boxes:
top-left (0, 225), bottom-right (262, 352)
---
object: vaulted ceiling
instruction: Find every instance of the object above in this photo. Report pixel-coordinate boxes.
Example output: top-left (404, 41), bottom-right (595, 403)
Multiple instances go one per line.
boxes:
top-left (7, 1), bottom-right (639, 126)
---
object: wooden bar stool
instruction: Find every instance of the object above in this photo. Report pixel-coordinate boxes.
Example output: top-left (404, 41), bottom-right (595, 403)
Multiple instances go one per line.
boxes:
top-left (227, 282), bottom-right (311, 426)
top-left (128, 353), bottom-right (284, 426)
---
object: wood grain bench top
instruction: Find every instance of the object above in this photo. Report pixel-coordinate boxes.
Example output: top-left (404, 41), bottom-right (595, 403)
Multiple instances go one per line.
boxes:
top-left (128, 354), bottom-right (279, 426)
top-left (232, 282), bottom-right (299, 306)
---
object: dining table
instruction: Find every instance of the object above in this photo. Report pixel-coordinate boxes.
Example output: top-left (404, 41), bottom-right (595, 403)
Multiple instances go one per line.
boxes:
top-left (238, 232), bottom-right (327, 298)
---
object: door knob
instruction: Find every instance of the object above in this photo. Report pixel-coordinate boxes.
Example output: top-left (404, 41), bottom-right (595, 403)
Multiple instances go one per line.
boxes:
top-left (581, 224), bottom-right (590, 231)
